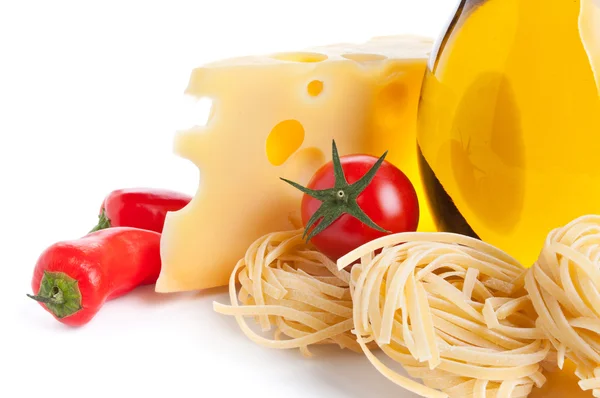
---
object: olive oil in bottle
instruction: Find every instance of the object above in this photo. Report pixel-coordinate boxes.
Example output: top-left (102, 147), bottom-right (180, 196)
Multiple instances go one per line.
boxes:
top-left (417, 0), bottom-right (600, 267)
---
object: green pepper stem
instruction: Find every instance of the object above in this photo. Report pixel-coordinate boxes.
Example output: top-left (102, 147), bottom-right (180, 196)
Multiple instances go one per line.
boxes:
top-left (27, 272), bottom-right (82, 319)
top-left (27, 288), bottom-right (65, 305)
top-left (89, 209), bottom-right (111, 233)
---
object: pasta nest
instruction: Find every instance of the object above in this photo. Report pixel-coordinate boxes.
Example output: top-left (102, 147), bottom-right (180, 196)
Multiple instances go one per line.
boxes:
top-left (214, 229), bottom-right (360, 356)
top-left (338, 232), bottom-right (551, 398)
top-left (525, 215), bottom-right (600, 397)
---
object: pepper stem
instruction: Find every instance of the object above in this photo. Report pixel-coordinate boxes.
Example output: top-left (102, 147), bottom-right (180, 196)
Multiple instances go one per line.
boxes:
top-left (27, 271), bottom-right (82, 319)
top-left (89, 209), bottom-right (111, 233)
top-left (27, 285), bottom-right (65, 305)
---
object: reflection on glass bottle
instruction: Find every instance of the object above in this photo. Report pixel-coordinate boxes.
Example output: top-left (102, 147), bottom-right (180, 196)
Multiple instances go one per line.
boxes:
top-left (417, 0), bottom-right (600, 267)
top-left (580, 0), bottom-right (600, 92)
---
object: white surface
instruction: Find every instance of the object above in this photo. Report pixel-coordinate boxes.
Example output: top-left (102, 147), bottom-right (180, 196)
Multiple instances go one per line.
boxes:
top-left (2, 1), bottom-right (455, 397)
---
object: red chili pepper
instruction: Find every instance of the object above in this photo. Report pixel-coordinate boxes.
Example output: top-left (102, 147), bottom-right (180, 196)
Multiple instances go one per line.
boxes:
top-left (27, 227), bottom-right (161, 326)
top-left (90, 188), bottom-right (192, 233)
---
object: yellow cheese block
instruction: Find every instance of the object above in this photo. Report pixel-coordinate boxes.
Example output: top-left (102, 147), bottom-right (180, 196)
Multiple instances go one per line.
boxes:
top-left (157, 36), bottom-right (433, 293)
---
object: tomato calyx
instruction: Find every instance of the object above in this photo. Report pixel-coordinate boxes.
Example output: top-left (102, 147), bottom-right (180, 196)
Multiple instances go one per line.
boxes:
top-left (281, 140), bottom-right (390, 242)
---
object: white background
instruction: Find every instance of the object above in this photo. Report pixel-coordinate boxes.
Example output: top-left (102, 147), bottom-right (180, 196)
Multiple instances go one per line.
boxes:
top-left (2, 1), bottom-right (455, 397)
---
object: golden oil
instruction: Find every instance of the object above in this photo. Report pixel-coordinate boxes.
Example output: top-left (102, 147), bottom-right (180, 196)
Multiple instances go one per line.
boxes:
top-left (418, 0), bottom-right (600, 266)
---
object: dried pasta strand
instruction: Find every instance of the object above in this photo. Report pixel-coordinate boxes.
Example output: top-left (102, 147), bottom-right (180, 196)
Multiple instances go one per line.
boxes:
top-left (339, 231), bottom-right (547, 398)
top-left (214, 230), bottom-right (357, 354)
top-left (525, 215), bottom-right (600, 396)
top-left (216, 228), bottom-right (554, 398)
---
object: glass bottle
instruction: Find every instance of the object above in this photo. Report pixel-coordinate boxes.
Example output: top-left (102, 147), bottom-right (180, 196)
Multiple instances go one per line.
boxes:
top-left (418, 0), bottom-right (600, 267)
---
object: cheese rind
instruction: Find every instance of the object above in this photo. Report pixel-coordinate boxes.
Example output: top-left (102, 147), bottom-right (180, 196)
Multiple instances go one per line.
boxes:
top-left (157, 36), bottom-right (434, 293)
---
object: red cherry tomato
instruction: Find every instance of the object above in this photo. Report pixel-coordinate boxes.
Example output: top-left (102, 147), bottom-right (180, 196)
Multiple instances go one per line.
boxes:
top-left (301, 155), bottom-right (419, 260)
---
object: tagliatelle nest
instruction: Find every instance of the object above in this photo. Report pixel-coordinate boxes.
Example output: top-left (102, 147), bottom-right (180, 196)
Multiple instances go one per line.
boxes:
top-left (214, 229), bottom-right (360, 356)
top-left (525, 215), bottom-right (600, 397)
top-left (338, 232), bottom-right (551, 398)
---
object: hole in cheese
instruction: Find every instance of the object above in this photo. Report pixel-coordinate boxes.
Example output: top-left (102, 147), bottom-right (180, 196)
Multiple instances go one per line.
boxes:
top-left (341, 53), bottom-right (388, 63)
top-left (176, 96), bottom-right (215, 130)
top-left (307, 80), bottom-right (324, 97)
top-left (271, 52), bottom-right (328, 63)
top-left (375, 82), bottom-right (408, 125)
top-left (281, 146), bottom-right (326, 188)
top-left (266, 120), bottom-right (305, 166)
